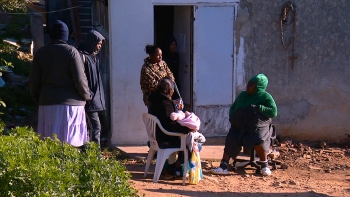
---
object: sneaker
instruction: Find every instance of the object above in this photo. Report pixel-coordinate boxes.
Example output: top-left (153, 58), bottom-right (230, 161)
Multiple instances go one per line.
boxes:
top-left (211, 167), bottom-right (229, 175)
top-left (262, 166), bottom-right (272, 176)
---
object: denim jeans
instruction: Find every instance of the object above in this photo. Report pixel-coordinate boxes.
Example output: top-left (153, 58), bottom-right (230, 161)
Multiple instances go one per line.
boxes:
top-left (86, 111), bottom-right (102, 146)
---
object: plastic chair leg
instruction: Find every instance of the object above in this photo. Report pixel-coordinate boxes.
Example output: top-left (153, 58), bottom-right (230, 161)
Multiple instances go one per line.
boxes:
top-left (153, 150), bottom-right (168, 183)
top-left (182, 149), bottom-right (188, 186)
top-left (144, 149), bottom-right (156, 178)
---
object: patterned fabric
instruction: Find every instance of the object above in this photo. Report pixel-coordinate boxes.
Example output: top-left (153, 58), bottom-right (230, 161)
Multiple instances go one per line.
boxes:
top-left (140, 57), bottom-right (174, 106)
top-left (188, 142), bottom-right (203, 184)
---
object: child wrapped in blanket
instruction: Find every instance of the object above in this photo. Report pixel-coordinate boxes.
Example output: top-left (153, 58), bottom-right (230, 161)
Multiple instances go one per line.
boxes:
top-left (170, 110), bottom-right (205, 180)
top-left (170, 110), bottom-right (206, 151)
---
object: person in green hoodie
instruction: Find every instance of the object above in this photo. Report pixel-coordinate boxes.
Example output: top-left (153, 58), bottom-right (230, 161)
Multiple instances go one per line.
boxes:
top-left (211, 74), bottom-right (277, 176)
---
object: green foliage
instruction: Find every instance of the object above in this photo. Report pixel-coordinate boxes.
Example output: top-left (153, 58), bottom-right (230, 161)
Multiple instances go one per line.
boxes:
top-left (0, 100), bottom-right (5, 116)
top-left (0, 14), bottom-right (32, 118)
top-left (0, 58), bottom-right (14, 68)
top-left (0, 127), bottom-right (137, 197)
top-left (0, 120), bottom-right (4, 130)
top-left (0, 41), bottom-right (33, 118)
top-left (0, 41), bottom-right (31, 76)
top-left (0, 85), bottom-right (35, 118)
top-left (2, 13), bottom-right (31, 40)
top-left (0, 0), bottom-right (39, 11)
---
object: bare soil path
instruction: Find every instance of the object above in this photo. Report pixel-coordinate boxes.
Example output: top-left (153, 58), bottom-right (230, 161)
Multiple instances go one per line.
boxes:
top-left (124, 143), bottom-right (350, 197)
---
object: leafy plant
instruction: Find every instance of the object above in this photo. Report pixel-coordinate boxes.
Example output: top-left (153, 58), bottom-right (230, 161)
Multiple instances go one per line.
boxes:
top-left (0, 85), bottom-right (35, 119)
top-left (0, 41), bottom-right (31, 76)
top-left (0, 0), bottom-right (39, 11)
top-left (0, 58), bottom-right (14, 68)
top-left (2, 12), bottom-right (31, 41)
top-left (0, 100), bottom-right (4, 116)
top-left (0, 127), bottom-right (138, 197)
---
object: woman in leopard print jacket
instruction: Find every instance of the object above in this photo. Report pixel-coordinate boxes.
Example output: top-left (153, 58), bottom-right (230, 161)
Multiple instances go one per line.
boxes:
top-left (140, 44), bottom-right (174, 107)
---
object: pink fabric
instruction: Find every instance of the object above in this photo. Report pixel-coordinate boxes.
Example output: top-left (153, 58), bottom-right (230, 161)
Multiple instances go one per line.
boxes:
top-left (177, 112), bottom-right (201, 130)
top-left (37, 105), bottom-right (88, 147)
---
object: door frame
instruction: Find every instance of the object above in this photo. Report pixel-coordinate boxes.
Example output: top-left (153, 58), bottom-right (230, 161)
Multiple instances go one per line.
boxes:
top-left (152, 2), bottom-right (240, 107)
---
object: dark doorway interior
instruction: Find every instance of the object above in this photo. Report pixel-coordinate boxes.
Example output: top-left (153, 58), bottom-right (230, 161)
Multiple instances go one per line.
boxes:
top-left (154, 6), bottom-right (174, 50)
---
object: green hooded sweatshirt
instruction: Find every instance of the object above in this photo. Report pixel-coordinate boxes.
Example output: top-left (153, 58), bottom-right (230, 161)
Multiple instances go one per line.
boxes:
top-left (229, 74), bottom-right (277, 118)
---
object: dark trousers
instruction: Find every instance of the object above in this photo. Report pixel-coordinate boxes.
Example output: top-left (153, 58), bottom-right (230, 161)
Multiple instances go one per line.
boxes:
top-left (224, 106), bottom-right (271, 160)
top-left (86, 111), bottom-right (102, 146)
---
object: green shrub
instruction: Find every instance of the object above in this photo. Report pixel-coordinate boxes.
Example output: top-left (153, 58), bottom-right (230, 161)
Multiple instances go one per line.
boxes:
top-left (2, 14), bottom-right (30, 40)
top-left (0, 85), bottom-right (36, 118)
top-left (0, 41), bottom-right (31, 76)
top-left (0, 127), bottom-right (137, 197)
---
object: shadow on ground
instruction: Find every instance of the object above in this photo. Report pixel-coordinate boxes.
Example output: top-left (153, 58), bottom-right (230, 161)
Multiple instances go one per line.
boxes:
top-left (144, 189), bottom-right (332, 197)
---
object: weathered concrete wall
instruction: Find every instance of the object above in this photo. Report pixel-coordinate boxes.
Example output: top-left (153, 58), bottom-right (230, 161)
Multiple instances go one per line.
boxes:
top-left (236, 0), bottom-right (350, 143)
top-left (30, 13), bottom-right (44, 54)
top-left (109, 0), bottom-right (153, 145)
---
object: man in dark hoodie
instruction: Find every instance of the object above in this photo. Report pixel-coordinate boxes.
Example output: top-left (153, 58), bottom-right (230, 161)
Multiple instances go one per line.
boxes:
top-left (77, 30), bottom-right (106, 147)
top-left (211, 74), bottom-right (277, 176)
top-left (30, 20), bottom-right (91, 147)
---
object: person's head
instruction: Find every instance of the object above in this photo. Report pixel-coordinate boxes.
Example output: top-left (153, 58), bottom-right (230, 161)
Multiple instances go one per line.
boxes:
top-left (169, 41), bottom-right (177, 53)
top-left (50, 20), bottom-right (69, 42)
top-left (246, 81), bottom-right (256, 95)
top-left (157, 77), bottom-right (174, 98)
top-left (247, 74), bottom-right (269, 94)
top-left (145, 44), bottom-right (162, 64)
top-left (78, 30), bottom-right (105, 55)
top-left (164, 36), bottom-right (177, 54)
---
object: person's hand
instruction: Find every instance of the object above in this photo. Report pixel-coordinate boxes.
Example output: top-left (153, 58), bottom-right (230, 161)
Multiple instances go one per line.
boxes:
top-left (86, 98), bottom-right (92, 101)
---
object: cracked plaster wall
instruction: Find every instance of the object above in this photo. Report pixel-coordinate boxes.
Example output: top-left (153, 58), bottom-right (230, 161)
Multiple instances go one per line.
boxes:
top-left (236, 0), bottom-right (350, 143)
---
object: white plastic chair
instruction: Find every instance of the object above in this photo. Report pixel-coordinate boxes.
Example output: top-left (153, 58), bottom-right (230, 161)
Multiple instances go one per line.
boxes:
top-left (142, 113), bottom-right (188, 186)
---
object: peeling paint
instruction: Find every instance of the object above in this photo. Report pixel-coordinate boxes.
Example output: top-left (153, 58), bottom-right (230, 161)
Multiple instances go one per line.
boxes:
top-left (195, 105), bottom-right (231, 137)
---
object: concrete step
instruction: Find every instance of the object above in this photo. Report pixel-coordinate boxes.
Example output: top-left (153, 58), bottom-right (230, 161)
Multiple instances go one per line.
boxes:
top-left (75, 0), bottom-right (92, 37)
top-left (78, 7), bottom-right (90, 12)
top-left (116, 145), bottom-right (252, 163)
top-left (116, 145), bottom-right (225, 161)
top-left (205, 136), bottom-right (226, 145)
top-left (80, 21), bottom-right (92, 26)
top-left (79, 13), bottom-right (90, 20)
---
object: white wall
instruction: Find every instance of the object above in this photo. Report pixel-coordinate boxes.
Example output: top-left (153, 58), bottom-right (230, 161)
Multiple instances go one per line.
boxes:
top-left (152, 0), bottom-right (239, 5)
top-left (109, 0), bottom-right (153, 145)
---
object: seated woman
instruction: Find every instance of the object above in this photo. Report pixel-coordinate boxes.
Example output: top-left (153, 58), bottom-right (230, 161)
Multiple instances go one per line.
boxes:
top-left (148, 77), bottom-right (194, 176)
top-left (211, 74), bottom-right (277, 176)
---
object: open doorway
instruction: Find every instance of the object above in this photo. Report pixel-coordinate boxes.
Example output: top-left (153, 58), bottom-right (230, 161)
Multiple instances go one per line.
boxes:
top-left (154, 6), bottom-right (194, 111)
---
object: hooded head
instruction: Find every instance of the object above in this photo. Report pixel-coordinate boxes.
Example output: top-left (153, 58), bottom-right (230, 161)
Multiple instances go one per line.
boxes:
top-left (50, 20), bottom-right (69, 42)
top-left (78, 30), bottom-right (105, 55)
top-left (247, 74), bottom-right (268, 94)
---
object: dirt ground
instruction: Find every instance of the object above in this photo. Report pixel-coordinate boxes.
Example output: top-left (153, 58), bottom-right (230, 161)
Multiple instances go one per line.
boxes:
top-left (124, 141), bottom-right (350, 197)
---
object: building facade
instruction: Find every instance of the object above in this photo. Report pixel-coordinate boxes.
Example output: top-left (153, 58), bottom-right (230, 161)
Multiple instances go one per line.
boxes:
top-left (106, 0), bottom-right (350, 145)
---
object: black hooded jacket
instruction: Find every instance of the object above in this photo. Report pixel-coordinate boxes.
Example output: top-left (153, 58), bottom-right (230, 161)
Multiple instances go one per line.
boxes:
top-left (78, 30), bottom-right (105, 111)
